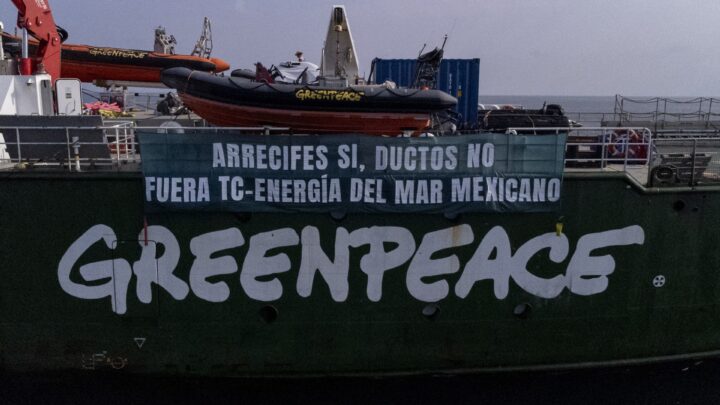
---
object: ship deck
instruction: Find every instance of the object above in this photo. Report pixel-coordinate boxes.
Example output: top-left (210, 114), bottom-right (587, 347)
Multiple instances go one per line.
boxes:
top-left (566, 164), bottom-right (649, 181)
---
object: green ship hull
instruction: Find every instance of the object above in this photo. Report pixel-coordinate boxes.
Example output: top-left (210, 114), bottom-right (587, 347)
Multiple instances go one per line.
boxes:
top-left (2, 171), bottom-right (719, 377)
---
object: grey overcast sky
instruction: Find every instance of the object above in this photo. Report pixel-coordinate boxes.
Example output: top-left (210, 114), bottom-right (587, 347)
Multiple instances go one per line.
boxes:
top-left (1, 0), bottom-right (718, 96)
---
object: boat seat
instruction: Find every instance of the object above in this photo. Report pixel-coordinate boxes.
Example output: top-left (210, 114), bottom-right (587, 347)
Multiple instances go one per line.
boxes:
top-left (255, 62), bottom-right (275, 84)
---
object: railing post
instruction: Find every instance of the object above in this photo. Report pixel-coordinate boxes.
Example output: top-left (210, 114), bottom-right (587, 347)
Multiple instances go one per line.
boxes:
top-left (15, 128), bottom-right (21, 163)
top-left (72, 136), bottom-right (81, 172)
top-left (709, 98), bottom-right (714, 124)
top-left (123, 126), bottom-right (129, 160)
top-left (601, 129), bottom-right (608, 168)
top-left (690, 138), bottom-right (698, 186)
top-left (623, 132), bottom-right (630, 172)
top-left (132, 123), bottom-right (138, 162)
top-left (645, 128), bottom-right (653, 166)
top-left (115, 127), bottom-right (121, 162)
top-left (646, 134), bottom-right (655, 186)
top-left (698, 98), bottom-right (704, 118)
top-left (65, 128), bottom-right (72, 172)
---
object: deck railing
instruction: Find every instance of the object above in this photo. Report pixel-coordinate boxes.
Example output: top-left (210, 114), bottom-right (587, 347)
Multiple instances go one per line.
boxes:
top-left (508, 126), bottom-right (653, 170)
top-left (602, 96), bottom-right (720, 130)
top-left (0, 125), bottom-right (291, 171)
top-left (104, 121), bottom-right (137, 163)
top-left (3, 125), bottom-right (720, 188)
top-left (508, 126), bottom-right (720, 187)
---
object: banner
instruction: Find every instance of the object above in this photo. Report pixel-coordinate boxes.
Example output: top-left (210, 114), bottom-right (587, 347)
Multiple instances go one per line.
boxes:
top-left (138, 131), bottom-right (566, 214)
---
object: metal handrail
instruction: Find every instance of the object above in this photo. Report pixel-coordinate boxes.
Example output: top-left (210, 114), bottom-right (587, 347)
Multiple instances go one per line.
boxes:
top-left (507, 126), bottom-right (653, 168)
top-left (0, 125), bottom-right (296, 172)
top-left (4, 125), bottom-right (719, 189)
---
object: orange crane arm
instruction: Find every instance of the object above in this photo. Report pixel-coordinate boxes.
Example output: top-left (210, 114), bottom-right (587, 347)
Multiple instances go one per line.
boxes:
top-left (11, 0), bottom-right (61, 83)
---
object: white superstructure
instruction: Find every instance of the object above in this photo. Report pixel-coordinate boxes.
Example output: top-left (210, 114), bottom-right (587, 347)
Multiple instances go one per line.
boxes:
top-left (0, 74), bottom-right (54, 115)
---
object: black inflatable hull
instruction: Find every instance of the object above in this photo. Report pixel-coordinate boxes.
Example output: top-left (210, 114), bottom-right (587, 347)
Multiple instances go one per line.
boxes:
top-left (161, 67), bottom-right (457, 135)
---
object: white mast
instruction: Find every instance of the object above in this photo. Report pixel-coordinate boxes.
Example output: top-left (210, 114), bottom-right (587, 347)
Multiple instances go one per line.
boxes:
top-left (320, 5), bottom-right (360, 83)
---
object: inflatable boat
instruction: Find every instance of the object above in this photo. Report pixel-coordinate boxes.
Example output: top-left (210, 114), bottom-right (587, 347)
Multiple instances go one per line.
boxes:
top-left (160, 67), bottom-right (457, 135)
top-left (1, 32), bottom-right (230, 84)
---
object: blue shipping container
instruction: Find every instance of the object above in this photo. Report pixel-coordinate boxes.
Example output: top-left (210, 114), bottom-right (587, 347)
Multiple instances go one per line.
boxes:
top-left (372, 58), bottom-right (480, 127)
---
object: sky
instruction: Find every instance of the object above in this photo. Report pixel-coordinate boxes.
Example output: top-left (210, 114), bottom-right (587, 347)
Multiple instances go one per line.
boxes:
top-left (1, 0), bottom-right (719, 96)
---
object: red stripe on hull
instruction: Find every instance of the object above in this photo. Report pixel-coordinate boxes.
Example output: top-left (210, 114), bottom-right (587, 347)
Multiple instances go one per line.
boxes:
top-left (62, 62), bottom-right (163, 83)
top-left (180, 93), bottom-right (432, 136)
top-left (1, 33), bottom-right (230, 83)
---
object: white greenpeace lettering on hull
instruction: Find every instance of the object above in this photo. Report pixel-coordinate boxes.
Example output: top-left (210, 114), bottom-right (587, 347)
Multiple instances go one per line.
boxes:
top-left (454, 225), bottom-right (645, 299)
top-left (57, 224), bottom-right (132, 314)
top-left (57, 224), bottom-right (645, 314)
top-left (455, 226), bottom-right (515, 299)
top-left (133, 225), bottom-right (188, 303)
top-left (407, 225), bottom-right (474, 302)
top-left (566, 226), bottom-right (646, 295)
top-left (189, 228), bottom-right (245, 303)
top-left (349, 226), bottom-right (416, 302)
top-left (297, 226), bottom-right (351, 302)
top-left (241, 228), bottom-right (300, 301)
top-left (507, 231), bottom-right (569, 299)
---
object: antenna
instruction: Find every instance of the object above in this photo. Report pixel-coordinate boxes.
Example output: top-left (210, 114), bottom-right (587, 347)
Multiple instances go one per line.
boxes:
top-left (417, 43), bottom-right (426, 58)
top-left (448, 17), bottom-right (457, 38)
